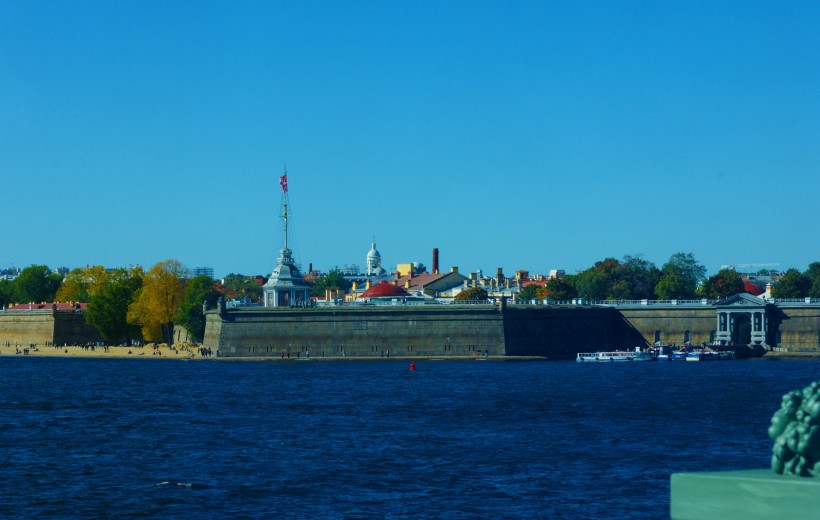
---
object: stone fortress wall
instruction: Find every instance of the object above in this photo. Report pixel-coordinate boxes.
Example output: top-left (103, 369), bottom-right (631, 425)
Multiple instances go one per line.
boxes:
top-left (0, 309), bottom-right (103, 347)
top-left (1, 302), bottom-right (817, 357)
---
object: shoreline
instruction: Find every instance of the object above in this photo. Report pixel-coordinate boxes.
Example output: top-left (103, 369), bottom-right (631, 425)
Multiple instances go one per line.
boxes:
top-left (3, 345), bottom-right (819, 361)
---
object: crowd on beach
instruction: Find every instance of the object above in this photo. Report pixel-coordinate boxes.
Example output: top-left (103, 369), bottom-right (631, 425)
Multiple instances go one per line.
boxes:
top-left (0, 341), bottom-right (215, 359)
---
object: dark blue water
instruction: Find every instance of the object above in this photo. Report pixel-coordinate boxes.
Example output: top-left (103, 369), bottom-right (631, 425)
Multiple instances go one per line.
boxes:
top-left (1, 357), bottom-right (817, 519)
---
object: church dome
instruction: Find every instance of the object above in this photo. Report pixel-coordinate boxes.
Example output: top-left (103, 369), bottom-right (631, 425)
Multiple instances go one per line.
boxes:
top-left (360, 281), bottom-right (410, 299)
top-left (367, 241), bottom-right (381, 260)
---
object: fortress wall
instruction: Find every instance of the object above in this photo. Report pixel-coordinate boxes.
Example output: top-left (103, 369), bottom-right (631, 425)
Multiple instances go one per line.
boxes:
top-left (52, 312), bottom-right (104, 346)
top-left (618, 307), bottom-right (717, 346)
top-left (0, 311), bottom-right (55, 346)
top-left (205, 305), bottom-right (644, 359)
top-left (205, 306), bottom-right (506, 358)
top-left (502, 306), bottom-right (646, 358)
top-left (776, 306), bottom-right (820, 351)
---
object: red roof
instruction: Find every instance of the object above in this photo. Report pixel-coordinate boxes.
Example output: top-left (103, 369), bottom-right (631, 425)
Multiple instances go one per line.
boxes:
top-left (360, 281), bottom-right (410, 298)
top-left (6, 302), bottom-right (88, 311)
top-left (744, 282), bottom-right (764, 296)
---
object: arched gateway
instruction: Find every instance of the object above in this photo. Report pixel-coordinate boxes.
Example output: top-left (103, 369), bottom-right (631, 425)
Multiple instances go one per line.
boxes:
top-left (714, 293), bottom-right (773, 349)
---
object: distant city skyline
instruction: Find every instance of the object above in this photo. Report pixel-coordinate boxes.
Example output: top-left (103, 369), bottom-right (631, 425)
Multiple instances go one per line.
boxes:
top-left (2, 2), bottom-right (818, 278)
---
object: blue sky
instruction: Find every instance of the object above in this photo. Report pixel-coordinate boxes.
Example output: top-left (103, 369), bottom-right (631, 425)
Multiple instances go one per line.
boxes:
top-left (2, 2), bottom-right (818, 279)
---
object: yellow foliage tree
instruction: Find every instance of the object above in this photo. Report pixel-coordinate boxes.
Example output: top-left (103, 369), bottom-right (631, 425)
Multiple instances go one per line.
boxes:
top-left (126, 260), bottom-right (186, 343)
top-left (56, 265), bottom-right (111, 302)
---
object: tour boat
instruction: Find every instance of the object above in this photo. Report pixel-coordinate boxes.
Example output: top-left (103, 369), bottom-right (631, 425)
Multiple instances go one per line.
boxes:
top-left (576, 348), bottom-right (654, 362)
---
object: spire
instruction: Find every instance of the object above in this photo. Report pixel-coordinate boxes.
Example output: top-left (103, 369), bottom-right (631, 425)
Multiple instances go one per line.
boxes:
top-left (280, 166), bottom-right (289, 252)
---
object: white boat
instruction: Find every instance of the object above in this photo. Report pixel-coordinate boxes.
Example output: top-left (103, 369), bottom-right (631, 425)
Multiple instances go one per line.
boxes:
top-left (576, 352), bottom-right (599, 362)
top-left (576, 347), bottom-right (654, 362)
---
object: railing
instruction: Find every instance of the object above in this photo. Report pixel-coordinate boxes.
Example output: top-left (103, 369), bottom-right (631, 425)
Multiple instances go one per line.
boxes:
top-left (769, 298), bottom-right (820, 305)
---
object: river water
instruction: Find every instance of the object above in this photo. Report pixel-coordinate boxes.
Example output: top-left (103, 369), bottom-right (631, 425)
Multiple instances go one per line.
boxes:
top-left (1, 356), bottom-right (817, 518)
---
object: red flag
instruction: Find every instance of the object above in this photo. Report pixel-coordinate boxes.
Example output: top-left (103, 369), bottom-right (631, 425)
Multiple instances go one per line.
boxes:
top-left (279, 173), bottom-right (288, 193)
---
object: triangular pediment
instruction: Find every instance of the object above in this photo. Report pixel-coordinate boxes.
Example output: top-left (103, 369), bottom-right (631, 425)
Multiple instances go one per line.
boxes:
top-left (715, 293), bottom-right (767, 307)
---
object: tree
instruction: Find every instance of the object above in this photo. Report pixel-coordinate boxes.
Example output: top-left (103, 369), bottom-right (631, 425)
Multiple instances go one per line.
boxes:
top-left (806, 262), bottom-right (820, 298)
top-left (0, 280), bottom-right (14, 308)
top-left (86, 273), bottom-right (143, 344)
top-left (15, 265), bottom-right (63, 303)
top-left (657, 252), bottom-right (706, 299)
top-left (127, 260), bottom-right (186, 343)
top-left (516, 284), bottom-right (547, 302)
top-left (572, 255), bottom-right (659, 300)
top-left (310, 268), bottom-right (351, 297)
top-left (613, 255), bottom-right (660, 300)
top-left (773, 269), bottom-right (811, 298)
top-left (698, 269), bottom-right (745, 299)
top-left (455, 287), bottom-right (489, 301)
top-left (654, 273), bottom-right (690, 300)
top-left (543, 277), bottom-right (576, 301)
top-left (573, 259), bottom-right (618, 300)
top-left (221, 273), bottom-right (263, 302)
top-left (56, 265), bottom-right (111, 302)
top-left (811, 278), bottom-right (820, 299)
top-left (175, 275), bottom-right (222, 343)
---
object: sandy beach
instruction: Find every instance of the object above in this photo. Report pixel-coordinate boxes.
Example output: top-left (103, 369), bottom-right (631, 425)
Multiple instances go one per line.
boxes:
top-left (0, 343), bottom-right (210, 360)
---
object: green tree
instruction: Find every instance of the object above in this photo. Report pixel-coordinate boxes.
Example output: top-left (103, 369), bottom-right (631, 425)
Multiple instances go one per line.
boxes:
top-left (175, 275), bottom-right (222, 343)
top-left (15, 265), bottom-right (63, 303)
top-left (516, 284), bottom-right (546, 302)
top-left (221, 273), bottom-right (263, 302)
top-left (573, 255), bottom-right (659, 300)
top-left (773, 268), bottom-right (811, 298)
top-left (543, 277), bottom-right (576, 301)
top-left (310, 268), bottom-right (351, 297)
top-left (806, 262), bottom-right (820, 298)
top-left (654, 272), bottom-right (690, 300)
top-left (86, 273), bottom-right (143, 344)
top-left (657, 252), bottom-right (706, 299)
top-left (698, 269), bottom-right (745, 299)
top-left (0, 280), bottom-right (14, 308)
top-left (811, 278), bottom-right (820, 299)
top-left (573, 259), bottom-right (618, 300)
top-left (127, 260), bottom-right (186, 343)
top-left (613, 255), bottom-right (660, 300)
top-left (455, 287), bottom-right (489, 301)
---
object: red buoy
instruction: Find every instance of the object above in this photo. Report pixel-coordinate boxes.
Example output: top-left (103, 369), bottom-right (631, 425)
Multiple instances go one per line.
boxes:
top-left (409, 362), bottom-right (416, 371)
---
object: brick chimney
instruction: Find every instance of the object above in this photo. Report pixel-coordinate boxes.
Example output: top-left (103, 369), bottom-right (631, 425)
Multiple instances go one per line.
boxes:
top-left (432, 248), bottom-right (439, 275)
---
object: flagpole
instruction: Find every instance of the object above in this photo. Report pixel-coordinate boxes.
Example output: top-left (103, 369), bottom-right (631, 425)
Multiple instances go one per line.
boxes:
top-left (280, 167), bottom-right (289, 252)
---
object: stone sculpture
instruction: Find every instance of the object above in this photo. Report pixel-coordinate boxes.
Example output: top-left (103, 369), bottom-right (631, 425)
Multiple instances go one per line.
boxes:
top-left (769, 380), bottom-right (820, 477)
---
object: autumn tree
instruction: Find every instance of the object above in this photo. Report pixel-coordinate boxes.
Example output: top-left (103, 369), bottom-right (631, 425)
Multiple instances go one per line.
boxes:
top-left (127, 260), bottom-right (186, 343)
top-left (516, 284), bottom-right (547, 302)
top-left (698, 269), bottom-right (744, 299)
top-left (56, 265), bottom-right (112, 302)
top-left (455, 287), bottom-right (489, 301)
top-left (175, 275), bottom-right (222, 343)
